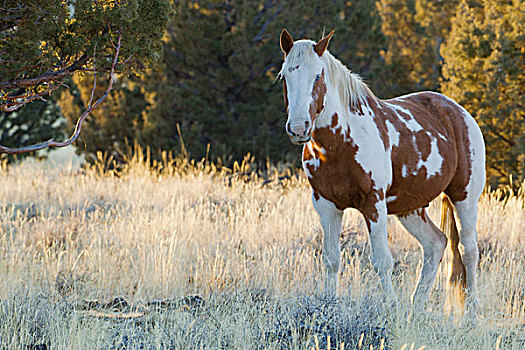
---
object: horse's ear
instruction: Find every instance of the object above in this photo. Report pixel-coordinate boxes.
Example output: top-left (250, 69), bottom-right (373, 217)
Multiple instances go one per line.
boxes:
top-left (280, 29), bottom-right (294, 56)
top-left (314, 30), bottom-right (334, 57)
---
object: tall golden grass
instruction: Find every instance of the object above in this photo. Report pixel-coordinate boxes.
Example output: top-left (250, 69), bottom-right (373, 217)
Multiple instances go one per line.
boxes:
top-left (0, 150), bottom-right (523, 349)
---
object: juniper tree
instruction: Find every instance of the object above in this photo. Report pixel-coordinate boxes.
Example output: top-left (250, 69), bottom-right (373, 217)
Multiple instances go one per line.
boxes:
top-left (441, 0), bottom-right (525, 187)
top-left (376, 0), bottom-right (457, 96)
top-left (59, 0), bottom-right (388, 164)
top-left (0, 0), bottom-right (172, 155)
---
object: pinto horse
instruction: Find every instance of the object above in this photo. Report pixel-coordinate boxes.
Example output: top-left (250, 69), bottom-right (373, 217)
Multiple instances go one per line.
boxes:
top-left (279, 29), bottom-right (485, 310)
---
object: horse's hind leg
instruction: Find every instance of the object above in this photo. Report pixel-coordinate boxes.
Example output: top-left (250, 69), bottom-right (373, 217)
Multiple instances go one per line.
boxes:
top-left (454, 197), bottom-right (481, 311)
top-left (447, 101), bottom-right (485, 312)
top-left (397, 209), bottom-right (447, 306)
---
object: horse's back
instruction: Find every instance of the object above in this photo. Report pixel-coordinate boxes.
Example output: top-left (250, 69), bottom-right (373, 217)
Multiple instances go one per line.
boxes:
top-left (379, 91), bottom-right (484, 213)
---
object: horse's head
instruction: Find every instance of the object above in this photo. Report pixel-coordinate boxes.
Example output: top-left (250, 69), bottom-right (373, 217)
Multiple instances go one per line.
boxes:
top-left (279, 29), bottom-right (334, 145)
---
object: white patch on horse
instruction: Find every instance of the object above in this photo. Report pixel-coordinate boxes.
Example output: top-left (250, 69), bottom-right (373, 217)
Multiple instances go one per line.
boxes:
top-left (403, 117), bottom-right (423, 133)
top-left (350, 105), bottom-right (392, 189)
top-left (385, 102), bottom-right (423, 132)
top-left (386, 195), bottom-right (397, 203)
top-left (385, 120), bottom-right (400, 148)
top-left (307, 157), bottom-right (322, 171)
top-left (457, 105), bottom-right (486, 199)
top-left (438, 94), bottom-right (485, 199)
top-left (411, 134), bottom-right (422, 165)
top-left (416, 137), bottom-right (443, 177)
top-left (316, 95), bottom-right (392, 189)
top-left (402, 164), bottom-right (409, 178)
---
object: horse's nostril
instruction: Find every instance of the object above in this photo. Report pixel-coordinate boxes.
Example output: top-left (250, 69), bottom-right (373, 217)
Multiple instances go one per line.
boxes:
top-left (304, 120), bottom-right (310, 131)
top-left (286, 123), bottom-right (296, 136)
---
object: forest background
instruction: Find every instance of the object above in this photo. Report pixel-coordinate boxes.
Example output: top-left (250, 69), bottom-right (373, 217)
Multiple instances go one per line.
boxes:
top-left (1, 0), bottom-right (523, 188)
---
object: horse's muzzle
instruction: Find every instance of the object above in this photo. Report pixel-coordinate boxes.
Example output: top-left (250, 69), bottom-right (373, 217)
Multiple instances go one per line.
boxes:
top-left (288, 134), bottom-right (311, 145)
top-left (286, 120), bottom-right (311, 144)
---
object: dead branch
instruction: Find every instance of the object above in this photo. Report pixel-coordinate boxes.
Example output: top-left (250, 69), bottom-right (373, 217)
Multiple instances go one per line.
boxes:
top-left (0, 30), bottom-right (123, 155)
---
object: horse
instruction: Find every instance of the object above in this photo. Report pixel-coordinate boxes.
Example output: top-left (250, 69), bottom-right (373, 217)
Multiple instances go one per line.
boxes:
top-left (278, 29), bottom-right (485, 311)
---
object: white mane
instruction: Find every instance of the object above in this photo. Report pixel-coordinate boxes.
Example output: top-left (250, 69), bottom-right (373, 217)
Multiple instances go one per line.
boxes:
top-left (279, 40), bottom-right (376, 112)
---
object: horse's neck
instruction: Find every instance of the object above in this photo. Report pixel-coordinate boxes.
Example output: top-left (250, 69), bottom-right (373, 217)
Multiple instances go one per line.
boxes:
top-left (314, 82), bottom-right (346, 126)
top-left (312, 81), bottom-right (382, 153)
top-left (315, 80), bottom-right (376, 129)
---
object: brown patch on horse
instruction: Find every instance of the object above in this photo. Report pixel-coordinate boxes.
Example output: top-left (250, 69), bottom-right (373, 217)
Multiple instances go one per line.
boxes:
top-left (403, 93), bottom-right (473, 203)
top-left (416, 131), bottom-right (432, 160)
top-left (330, 112), bottom-right (338, 128)
top-left (309, 70), bottom-right (327, 124)
top-left (364, 92), bottom-right (473, 214)
top-left (303, 113), bottom-right (381, 222)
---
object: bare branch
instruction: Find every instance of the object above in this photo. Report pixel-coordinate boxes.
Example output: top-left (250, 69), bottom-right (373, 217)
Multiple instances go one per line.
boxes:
top-left (0, 30), bottom-right (123, 155)
top-left (89, 47), bottom-right (98, 109)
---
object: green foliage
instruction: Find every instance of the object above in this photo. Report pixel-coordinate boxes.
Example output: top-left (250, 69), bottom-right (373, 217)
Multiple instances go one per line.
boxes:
top-left (376, 0), bottom-right (457, 96)
top-left (61, 0), bottom-right (387, 164)
top-left (1, 0), bottom-right (173, 82)
top-left (441, 0), bottom-right (525, 187)
top-left (0, 0), bottom-right (172, 155)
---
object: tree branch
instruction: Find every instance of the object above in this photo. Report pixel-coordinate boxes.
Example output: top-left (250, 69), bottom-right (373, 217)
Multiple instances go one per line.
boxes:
top-left (1, 81), bottom-right (64, 112)
top-left (0, 30), bottom-right (123, 155)
top-left (0, 54), bottom-right (88, 90)
top-left (0, 53), bottom-right (90, 112)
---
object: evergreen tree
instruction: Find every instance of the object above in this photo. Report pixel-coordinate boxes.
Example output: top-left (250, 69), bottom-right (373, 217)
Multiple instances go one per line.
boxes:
top-left (61, 0), bottom-right (388, 164)
top-left (441, 0), bottom-right (525, 187)
top-left (376, 0), bottom-right (457, 96)
top-left (0, 0), bottom-right (172, 154)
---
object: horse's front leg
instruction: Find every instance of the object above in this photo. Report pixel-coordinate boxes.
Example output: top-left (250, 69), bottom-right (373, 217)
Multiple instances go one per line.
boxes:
top-left (364, 200), bottom-right (396, 300)
top-left (312, 192), bottom-right (343, 296)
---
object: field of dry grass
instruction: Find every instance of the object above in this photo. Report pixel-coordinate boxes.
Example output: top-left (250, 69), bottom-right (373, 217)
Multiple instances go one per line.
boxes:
top-left (0, 153), bottom-right (523, 349)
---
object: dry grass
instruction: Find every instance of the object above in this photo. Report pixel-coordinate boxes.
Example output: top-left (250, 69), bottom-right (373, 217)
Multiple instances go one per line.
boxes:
top-left (0, 152), bottom-right (523, 349)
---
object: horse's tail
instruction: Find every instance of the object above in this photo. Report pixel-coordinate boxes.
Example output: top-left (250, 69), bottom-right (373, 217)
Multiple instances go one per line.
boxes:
top-left (440, 194), bottom-right (467, 311)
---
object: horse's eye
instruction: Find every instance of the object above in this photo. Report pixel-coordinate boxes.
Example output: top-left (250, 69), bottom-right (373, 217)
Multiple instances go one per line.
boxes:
top-left (313, 74), bottom-right (321, 86)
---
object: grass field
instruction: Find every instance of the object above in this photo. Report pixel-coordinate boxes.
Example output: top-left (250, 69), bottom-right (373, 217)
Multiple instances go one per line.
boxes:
top-left (0, 153), bottom-right (523, 349)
